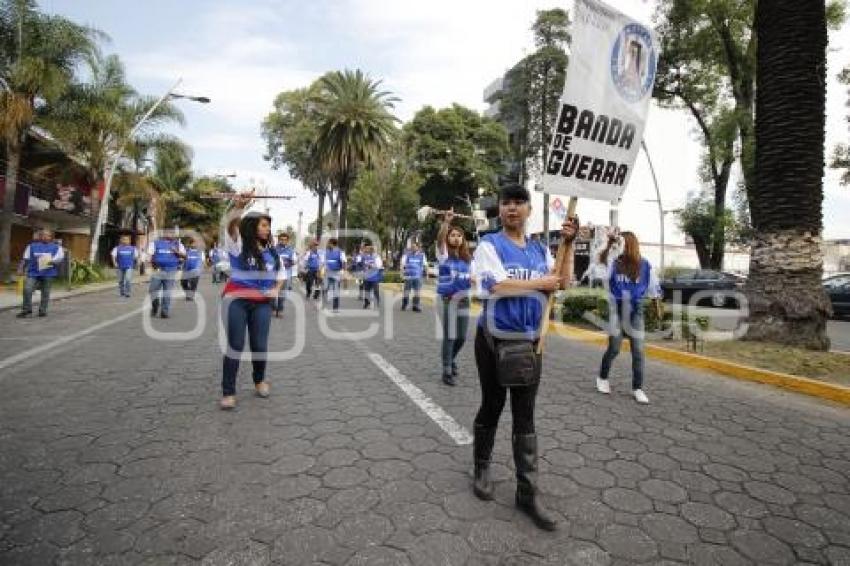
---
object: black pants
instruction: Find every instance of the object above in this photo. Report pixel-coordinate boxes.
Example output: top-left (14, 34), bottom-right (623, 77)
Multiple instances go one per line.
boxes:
top-left (305, 270), bottom-right (320, 299)
top-left (363, 280), bottom-right (380, 307)
top-left (473, 328), bottom-right (538, 434)
top-left (180, 276), bottom-right (199, 298)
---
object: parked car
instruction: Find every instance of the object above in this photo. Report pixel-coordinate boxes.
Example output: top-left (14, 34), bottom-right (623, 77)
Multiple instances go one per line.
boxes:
top-left (824, 274), bottom-right (850, 318)
top-left (661, 269), bottom-right (743, 308)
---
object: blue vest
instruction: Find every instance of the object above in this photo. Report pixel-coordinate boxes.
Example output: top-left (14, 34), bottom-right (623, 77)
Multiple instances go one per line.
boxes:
top-left (363, 254), bottom-right (383, 283)
top-left (210, 248), bottom-right (221, 263)
top-left (305, 250), bottom-right (321, 272)
top-left (352, 254), bottom-right (364, 273)
top-left (115, 245), bottom-right (136, 270)
top-left (609, 258), bottom-right (652, 309)
top-left (437, 254), bottom-right (472, 297)
top-left (229, 247), bottom-right (279, 291)
top-left (478, 232), bottom-right (549, 337)
top-left (27, 241), bottom-right (60, 278)
top-left (403, 252), bottom-right (426, 279)
top-left (152, 239), bottom-right (181, 271)
top-left (185, 249), bottom-right (203, 272)
top-left (275, 245), bottom-right (295, 271)
top-left (325, 248), bottom-right (343, 273)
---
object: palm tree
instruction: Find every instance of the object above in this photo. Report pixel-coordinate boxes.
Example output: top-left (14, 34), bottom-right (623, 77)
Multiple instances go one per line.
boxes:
top-left (44, 54), bottom-right (184, 253)
top-left (314, 69), bottom-right (398, 237)
top-left (744, 0), bottom-right (831, 350)
top-left (0, 0), bottom-right (101, 281)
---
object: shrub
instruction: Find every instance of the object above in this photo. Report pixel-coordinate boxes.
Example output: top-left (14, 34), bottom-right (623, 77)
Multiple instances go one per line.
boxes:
top-left (71, 260), bottom-right (111, 285)
top-left (382, 270), bottom-right (404, 284)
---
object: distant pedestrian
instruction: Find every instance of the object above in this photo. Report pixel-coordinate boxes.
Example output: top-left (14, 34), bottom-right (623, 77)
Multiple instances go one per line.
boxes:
top-left (273, 232), bottom-right (297, 317)
top-left (401, 242), bottom-right (427, 312)
top-left (361, 243), bottom-right (383, 309)
top-left (17, 229), bottom-right (64, 318)
top-left (597, 231), bottom-right (661, 405)
top-left (302, 240), bottom-right (322, 301)
top-left (436, 211), bottom-right (473, 386)
top-left (322, 238), bottom-right (346, 313)
top-left (180, 240), bottom-right (203, 301)
top-left (471, 184), bottom-right (578, 531)
top-left (110, 234), bottom-right (139, 298)
top-left (209, 241), bottom-right (225, 284)
top-left (220, 191), bottom-right (284, 410)
top-left (147, 230), bottom-right (186, 319)
top-left (352, 242), bottom-right (366, 301)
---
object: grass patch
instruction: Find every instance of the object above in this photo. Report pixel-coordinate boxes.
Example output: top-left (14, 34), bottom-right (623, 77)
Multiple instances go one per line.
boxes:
top-left (666, 340), bottom-right (850, 387)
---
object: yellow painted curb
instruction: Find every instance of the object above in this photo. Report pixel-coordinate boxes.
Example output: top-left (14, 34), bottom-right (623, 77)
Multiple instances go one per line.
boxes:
top-left (384, 283), bottom-right (850, 407)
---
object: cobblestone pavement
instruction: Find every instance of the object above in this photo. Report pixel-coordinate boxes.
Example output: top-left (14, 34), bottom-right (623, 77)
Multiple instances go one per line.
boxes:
top-left (1, 280), bottom-right (849, 565)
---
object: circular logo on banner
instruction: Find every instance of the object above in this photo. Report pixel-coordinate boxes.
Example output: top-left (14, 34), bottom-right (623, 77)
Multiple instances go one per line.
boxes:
top-left (610, 23), bottom-right (657, 103)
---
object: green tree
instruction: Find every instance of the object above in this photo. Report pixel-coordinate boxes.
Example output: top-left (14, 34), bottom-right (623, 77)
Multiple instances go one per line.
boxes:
top-left (348, 146), bottom-right (421, 263)
top-left (676, 196), bottom-right (736, 268)
top-left (402, 104), bottom-right (508, 213)
top-left (0, 0), bottom-right (101, 281)
top-left (314, 69), bottom-right (398, 237)
top-left (492, 9), bottom-right (569, 244)
top-left (262, 80), bottom-right (337, 240)
top-left (832, 65), bottom-right (850, 185)
top-left (744, 0), bottom-right (832, 350)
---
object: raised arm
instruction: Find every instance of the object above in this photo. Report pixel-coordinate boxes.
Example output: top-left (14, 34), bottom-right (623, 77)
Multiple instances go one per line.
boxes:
top-left (227, 191), bottom-right (255, 241)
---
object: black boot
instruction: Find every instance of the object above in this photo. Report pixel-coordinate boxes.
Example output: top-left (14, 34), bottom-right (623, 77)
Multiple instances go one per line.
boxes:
top-left (513, 433), bottom-right (558, 531)
top-left (472, 424), bottom-right (496, 500)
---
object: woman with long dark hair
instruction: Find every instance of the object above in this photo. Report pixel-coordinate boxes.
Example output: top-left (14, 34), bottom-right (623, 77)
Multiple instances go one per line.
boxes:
top-left (597, 231), bottom-right (660, 404)
top-left (472, 184), bottom-right (578, 531)
top-left (219, 192), bottom-right (284, 410)
top-left (436, 210), bottom-right (473, 386)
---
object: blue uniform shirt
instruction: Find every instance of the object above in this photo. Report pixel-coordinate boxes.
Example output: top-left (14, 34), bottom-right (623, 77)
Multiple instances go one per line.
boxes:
top-left (363, 253), bottom-right (384, 283)
top-left (149, 239), bottom-right (184, 272)
top-left (184, 249), bottom-right (203, 273)
top-left (225, 236), bottom-right (283, 292)
top-left (473, 232), bottom-right (554, 338)
top-left (305, 250), bottom-right (321, 272)
top-left (324, 248), bottom-right (344, 273)
top-left (436, 246), bottom-right (471, 298)
top-left (608, 258), bottom-right (659, 309)
top-left (402, 252), bottom-right (426, 280)
top-left (113, 244), bottom-right (137, 270)
top-left (25, 241), bottom-right (63, 278)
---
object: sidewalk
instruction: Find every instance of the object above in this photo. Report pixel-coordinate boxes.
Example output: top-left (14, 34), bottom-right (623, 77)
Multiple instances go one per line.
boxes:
top-left (0, 274), bottom-right (151, 312)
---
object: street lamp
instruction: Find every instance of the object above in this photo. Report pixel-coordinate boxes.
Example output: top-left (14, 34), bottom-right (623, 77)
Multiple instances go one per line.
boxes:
top-left (640, 139), bottom-right (665, 273)
top-left (88, 78), bottom-right (210, 262)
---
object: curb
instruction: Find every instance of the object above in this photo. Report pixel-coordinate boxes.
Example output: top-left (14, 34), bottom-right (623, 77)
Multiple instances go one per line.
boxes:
top-left (0, 277), bottom-right (152, 313)
top-left (385, 283), bottom-right (850, 407)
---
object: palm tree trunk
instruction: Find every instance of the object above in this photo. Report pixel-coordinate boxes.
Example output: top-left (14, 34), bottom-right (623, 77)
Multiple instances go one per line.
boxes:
top-left (744, 0), bottom-right (831, 350)
top-left (0, 140), bottom-right (22, 283)
top-left (315, 188), bottom-right (325, 241)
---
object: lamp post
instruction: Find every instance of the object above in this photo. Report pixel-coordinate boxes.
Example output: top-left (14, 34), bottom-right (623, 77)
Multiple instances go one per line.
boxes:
top-left (88, 78), bottom-right (210, 262)
top-left (640, 139), bottom-right (664, 273)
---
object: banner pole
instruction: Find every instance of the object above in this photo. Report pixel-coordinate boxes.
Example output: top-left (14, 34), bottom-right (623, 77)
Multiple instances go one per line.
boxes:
top-left (537, 196), bottom-right (578, 355)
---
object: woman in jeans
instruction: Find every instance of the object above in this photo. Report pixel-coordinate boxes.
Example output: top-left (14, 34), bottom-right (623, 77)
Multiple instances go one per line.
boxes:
top-left (472, 184), bottom-right (577, 531)
top-left (220, 192), bottom-right (284, 410)
top-left (436, 210), bottom-right (472, 386)
top-left (596, 231), bottom-right (661, 405)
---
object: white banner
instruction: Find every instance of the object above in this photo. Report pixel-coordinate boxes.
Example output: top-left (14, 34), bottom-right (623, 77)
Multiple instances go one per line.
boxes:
top-left (542, 0), bottom-right (658, 202)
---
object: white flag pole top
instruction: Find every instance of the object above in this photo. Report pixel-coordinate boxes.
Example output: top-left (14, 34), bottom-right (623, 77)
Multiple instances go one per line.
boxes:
top-left (541, 0), bottom-right (659, 202)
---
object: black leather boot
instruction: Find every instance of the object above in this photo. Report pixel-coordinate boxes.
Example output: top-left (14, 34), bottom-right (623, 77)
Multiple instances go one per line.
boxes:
top-left (513, 433), bottom-right (558, 531)
top-left (472, 424), bottom-right (496, 500)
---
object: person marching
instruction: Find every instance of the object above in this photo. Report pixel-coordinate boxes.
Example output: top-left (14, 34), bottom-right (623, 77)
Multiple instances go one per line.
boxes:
top-left (471, 184), bottom-right (577, 531)
top-left (17, 229), bottom-right (65, 318)
top-left (352, 242), bottom-right (366, 301)
top-left (597, 231), bottom-right (661, 405)
top-left (220, 192), bottom-right (284, 410)
top-left (273, 232), bottom-right (297, 317)
top-left (400, 242), bottom-right (427, 312)
top-left (302, 240), bottom-right (322, 302)
top-left (361, 243), bottom-right (383, 309)
top-left (436, 211), bottom-right (473, 386)
top-left (181, 240), bottom-right (204, 301)
top-left (209, 241), bottom-right (224, 284)
top-left (146, 229), bottom-right (186, 319)
top-left (322, 238), bottom-right (346, 313)
top-left (110, 234), bottom-right (139, 298)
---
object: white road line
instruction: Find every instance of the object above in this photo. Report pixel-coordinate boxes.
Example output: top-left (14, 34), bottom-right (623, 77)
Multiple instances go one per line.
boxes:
top-left (367, 351), bottom-right (472, 446)
top-left (0, 306), bottom-right (145, 375)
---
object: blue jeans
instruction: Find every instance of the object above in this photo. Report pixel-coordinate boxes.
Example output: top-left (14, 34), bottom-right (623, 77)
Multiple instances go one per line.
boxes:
top-left (222, 298), bottom-right (272, 396)
top-left (440, 296), bottom-right (470, 373)
top-left (402, 278), bottom-right (423, 309)
top-left (274, 278), bottom-right (292, 312)
top-left (325, 275), bottom-right (342, 310)
top-left (117, 268), bottom-right (133, 296)
top-left (148, 271), bottom-right (177, 315)
top-left (22, 276), bottom-right (53, 314)
top-left (599, 300), bottom-right (645, 390)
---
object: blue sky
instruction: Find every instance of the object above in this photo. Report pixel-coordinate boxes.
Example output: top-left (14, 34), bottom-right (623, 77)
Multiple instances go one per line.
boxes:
top-left (41, 0), bottom-right (850, 244)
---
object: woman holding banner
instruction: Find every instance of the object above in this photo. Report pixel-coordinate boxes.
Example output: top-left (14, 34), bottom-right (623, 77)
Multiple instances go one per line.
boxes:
top-left (471, 184), bottom-right (578, 531)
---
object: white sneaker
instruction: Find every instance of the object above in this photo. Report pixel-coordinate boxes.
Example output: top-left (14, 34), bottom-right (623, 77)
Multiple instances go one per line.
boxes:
top-left (596, 378), bottom-right (611, 394)
top-left (633, 389), bottom-right (650, 404)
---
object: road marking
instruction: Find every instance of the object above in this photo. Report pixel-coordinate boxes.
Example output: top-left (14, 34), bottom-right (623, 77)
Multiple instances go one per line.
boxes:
top-left (0, 306), bottom-right (145, 375)
top-left (367, 352), bottom-right (472, 445)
